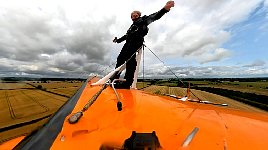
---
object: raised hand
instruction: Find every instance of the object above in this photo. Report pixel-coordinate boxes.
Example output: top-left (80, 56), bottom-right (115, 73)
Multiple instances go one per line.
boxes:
top-left (164, 1), bottom-right (175, 10)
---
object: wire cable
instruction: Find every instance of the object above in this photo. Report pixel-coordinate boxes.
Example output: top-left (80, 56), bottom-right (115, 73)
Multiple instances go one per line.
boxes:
top-left (143, 44), bottom-right (201, 101)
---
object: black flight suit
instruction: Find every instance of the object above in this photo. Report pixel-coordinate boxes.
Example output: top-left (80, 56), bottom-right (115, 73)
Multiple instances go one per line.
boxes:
top-left (114, 8), bottom-right (169, 88)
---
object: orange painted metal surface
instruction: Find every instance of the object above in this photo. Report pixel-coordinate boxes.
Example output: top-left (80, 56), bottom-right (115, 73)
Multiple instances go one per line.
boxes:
top-left (1, 78), bottom-right (268, 149)
top-left (0, 136), bottom-right (25, 150)
top-left (48, 80), bottom-right (268, 150)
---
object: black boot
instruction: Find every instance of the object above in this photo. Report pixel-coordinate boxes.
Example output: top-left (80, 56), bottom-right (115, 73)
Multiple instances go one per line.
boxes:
top-left (113, 81), bottom-right (130, 89)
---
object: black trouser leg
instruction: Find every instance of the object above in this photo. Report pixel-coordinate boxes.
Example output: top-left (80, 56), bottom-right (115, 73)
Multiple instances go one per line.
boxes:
top-left (124, 55), bottom-right (137, 87)
top-left (114, 50), bottom-right (127, 79)
top-left (114, 42), bottom-right (142, 88)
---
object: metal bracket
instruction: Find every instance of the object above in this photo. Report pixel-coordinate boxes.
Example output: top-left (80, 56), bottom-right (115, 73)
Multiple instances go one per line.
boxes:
top-left (111, 79), bottom-right (126, 111)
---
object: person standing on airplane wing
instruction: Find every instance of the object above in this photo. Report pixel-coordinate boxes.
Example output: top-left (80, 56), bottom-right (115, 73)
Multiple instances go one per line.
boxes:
top-left (112, 1), bottom-right (175, 89)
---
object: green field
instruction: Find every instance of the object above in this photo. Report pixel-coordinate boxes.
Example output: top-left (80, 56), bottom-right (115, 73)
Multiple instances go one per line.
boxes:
top-left (189, 80), bottom-right (268, 96)
top-left (137, 79), bottom-right (268, 112)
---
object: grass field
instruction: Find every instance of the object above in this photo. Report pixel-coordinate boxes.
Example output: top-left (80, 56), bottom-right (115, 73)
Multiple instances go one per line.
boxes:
top-left (140, 84), bottom-right (267, 114)
top-left (0, 83), bottom-right (34, 89)
top-left (189, 80), bottom-right (268, 96)
top-left (29, 81), bottom-right (82, 89)
top-left (28, 81), bottom-right (83, 97)
top-left (0, 82), bottom-right (82, 144)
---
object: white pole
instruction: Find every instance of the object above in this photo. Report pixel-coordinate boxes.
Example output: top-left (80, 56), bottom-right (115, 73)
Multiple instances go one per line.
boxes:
top-left (131, 47), bottom-right (142, 89)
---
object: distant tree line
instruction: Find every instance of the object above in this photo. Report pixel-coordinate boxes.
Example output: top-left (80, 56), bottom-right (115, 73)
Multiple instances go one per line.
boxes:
top-left (137, 78), bottom-right (268, 111)
top-left (0, 77), bottom-right (86, 82)
top-left (27, 83), bottom-right (70, 98)
top-left (184, 77), bottom-right (268, 82)
top-left (138, 77), bottom-right (268, 83)
top-left (193, 87), bottom-right (268, 111)
top-left (137, 79), bottom-right (192, 88)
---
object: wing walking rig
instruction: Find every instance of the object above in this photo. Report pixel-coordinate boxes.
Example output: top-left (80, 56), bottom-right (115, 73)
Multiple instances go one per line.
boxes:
top-left (1, 48), bottom-right (268, 150)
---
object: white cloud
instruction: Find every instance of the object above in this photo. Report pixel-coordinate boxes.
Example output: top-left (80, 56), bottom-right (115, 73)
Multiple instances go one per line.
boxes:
top-left (0, 0), bottom-right (267, 78)
top-left (243, 60), bottom-right (266, 67)
top-left (145, 0), bottom-right (263, 64)
top-left (265, 0), bottom-right (268, 6)
top-left (199, 48), bottom-right (231, 64)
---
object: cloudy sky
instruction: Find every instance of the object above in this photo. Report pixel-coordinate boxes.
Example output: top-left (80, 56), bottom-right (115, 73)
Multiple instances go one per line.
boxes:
top-left (0, 0), bottom-right (268, 79)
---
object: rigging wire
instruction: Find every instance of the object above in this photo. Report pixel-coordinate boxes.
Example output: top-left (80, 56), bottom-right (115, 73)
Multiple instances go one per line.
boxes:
top-left (143, 44), bottom-right (183, 81)
top-left (143, 44), bottom-right (201, 101)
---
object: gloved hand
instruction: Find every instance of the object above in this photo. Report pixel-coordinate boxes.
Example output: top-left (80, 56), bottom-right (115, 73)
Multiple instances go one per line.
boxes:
top-left (113, 37), bottom-right (118, 43)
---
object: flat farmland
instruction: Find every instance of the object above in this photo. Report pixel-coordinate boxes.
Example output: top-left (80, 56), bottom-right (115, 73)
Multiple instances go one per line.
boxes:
top-left (143, 85), bottom-right (267, 114)
top-left (0, 80), bottom-right (267, 145)
top-left (0, 83), bottom-right (34, 90)
top-left (29, 81), bottom-right (83, 97)
top-left (0, 81), bottom-right (82, 144)
top-left (190, 81), bottom-right (268, 96)
top-left (138, 79), bottom-right (268, 112)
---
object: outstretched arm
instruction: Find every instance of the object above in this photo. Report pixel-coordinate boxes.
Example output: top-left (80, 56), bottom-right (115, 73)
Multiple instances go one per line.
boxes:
top-left (144, 1), bottom-right (175, 25)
